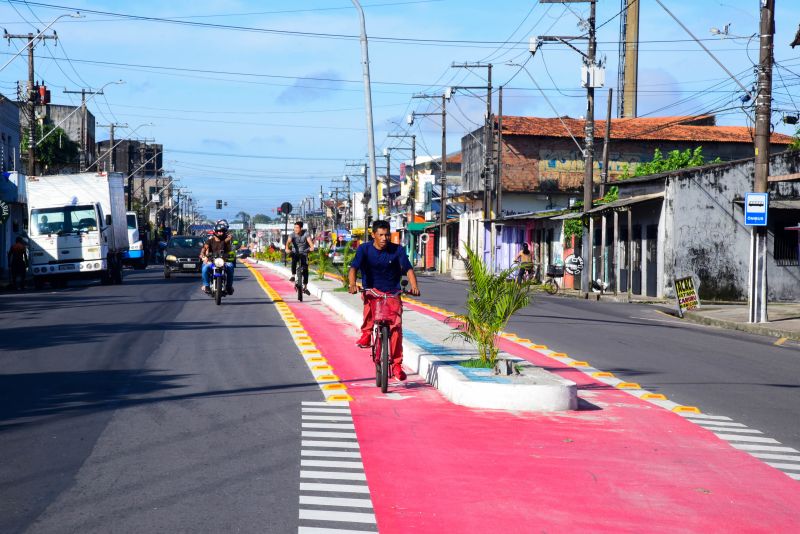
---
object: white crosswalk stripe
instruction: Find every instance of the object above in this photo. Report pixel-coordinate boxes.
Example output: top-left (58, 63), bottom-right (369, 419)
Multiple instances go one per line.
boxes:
top-left (298, 401), bottom-right (377, 533)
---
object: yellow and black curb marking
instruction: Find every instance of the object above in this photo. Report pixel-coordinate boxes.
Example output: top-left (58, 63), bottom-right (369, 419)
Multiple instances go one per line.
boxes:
top-left (405, 296), bottom-right (702, 415)
top-left (245, 263), bottom-right (353, 404)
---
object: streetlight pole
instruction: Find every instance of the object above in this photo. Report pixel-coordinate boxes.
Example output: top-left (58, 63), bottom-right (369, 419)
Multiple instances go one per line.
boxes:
top-left (351, 1), bottom-right (379, 222)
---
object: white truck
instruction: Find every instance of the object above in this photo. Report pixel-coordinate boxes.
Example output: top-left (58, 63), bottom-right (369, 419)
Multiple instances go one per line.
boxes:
top-left (122, 210), bottom-right (147, 269)
top-left (27, 172), bottom-right (129, 289)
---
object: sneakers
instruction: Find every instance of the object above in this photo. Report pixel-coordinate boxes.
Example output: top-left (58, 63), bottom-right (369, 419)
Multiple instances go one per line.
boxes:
top-left (356, 333), bottom-right (371, 348)
top-left (303, 288), bottom-right (310, 295)
top-left (226, 286), bottom-right (234, 295)
top-left (392, 363), bottom-right (407, 381)
top-left (289, 276), bottom-right (295, 282)
top-left (201, 285), bottom-right (211, 294)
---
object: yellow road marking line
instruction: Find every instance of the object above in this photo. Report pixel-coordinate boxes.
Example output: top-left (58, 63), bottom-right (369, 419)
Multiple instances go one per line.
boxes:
top-left (774, 337), bottom-right (788, 346)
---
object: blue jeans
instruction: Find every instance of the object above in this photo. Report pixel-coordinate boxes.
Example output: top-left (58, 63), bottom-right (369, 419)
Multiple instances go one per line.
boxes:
top-left (202, 262), bottom-right (234, 288)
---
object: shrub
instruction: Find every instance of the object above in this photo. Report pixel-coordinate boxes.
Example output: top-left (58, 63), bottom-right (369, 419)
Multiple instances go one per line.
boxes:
top-left (310, 245), bottom-right (332, 280)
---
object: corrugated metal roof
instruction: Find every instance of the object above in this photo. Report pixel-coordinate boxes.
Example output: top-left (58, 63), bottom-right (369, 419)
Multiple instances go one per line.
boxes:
top-left (585, 192), bottom-right (665, 214)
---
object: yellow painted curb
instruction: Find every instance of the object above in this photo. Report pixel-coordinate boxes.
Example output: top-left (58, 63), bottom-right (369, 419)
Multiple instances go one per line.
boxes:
top-left (306, 356), bottom-right (327, 363)
top-left (317, 374), bottom-right (340, 382)
top-left (569, 361), bottom-right (590, 367)
top-left (302, 349), bottom-right (322, 355)
top-left (592, 371), bottom-right (615, 378)
top-left (515, 338), bottom-right (532, 343)
top-left (550, 352), bottom-right (569, 358)
top-left (641, 393), bottom-right (668, 400)
top-left (298, 342), bottom-right (315, 347)
top-left (322, 383), bottom-right (347, 391)
top-left (312, 365), bottom-right (334, 371)
top-left (326, 394), bottom-right (353, 402)
top-left (530, 344), bottom-right (548, 349)
top-left (673, 405), bottom-right (701, 414)
top-left (616, 382), bottom-right (641, 389)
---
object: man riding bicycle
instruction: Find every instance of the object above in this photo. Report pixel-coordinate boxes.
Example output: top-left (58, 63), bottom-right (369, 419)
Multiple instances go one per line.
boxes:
top-left (200, 222), bottom-right (235, 295)
top-left (348, 220), bottom-right (420, 381)
top-left (286, 220), bottom-right (315, 295)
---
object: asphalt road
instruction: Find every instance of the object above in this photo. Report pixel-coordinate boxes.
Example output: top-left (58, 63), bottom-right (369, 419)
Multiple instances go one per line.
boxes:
top-left (413, 274), bottom-right (800, 454)
top-left (0, 265), bottom-right (322, 533)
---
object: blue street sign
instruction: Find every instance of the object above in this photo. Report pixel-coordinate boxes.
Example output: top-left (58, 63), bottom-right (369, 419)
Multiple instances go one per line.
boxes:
top-left (744, 193), bottom-right (768, 226)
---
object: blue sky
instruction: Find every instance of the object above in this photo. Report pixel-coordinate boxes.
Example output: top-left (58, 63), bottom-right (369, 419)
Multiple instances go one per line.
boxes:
top-left (0, 0), bottom-right (798, 221)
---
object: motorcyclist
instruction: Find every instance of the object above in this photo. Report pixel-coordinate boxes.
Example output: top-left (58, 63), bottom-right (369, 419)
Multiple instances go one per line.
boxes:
top-left (200, 222), bottom-right (235, 295)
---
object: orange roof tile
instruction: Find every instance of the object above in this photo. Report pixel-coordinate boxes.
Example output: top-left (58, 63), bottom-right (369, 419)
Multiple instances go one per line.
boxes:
top-left (499, 115), bottom-right (793, 145)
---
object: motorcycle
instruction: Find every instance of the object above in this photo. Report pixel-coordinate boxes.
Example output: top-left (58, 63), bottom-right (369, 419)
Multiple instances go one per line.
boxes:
top-left (210, 256), bottom-right (228, 305)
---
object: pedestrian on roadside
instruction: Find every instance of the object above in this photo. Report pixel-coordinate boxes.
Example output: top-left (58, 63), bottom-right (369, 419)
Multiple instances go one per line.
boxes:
top-left (7, 236), bottom-right (28, 290)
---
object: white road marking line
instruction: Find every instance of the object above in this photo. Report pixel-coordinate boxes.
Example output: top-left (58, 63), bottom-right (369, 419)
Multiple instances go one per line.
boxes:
top-left (788, 473), bottom-right (800, 480)
top-left (302, 423), bottom-right (356, 430)
top-left (300, 483), bottom-right (370, 494)
top-left (302, 431), bottom-right (358, 439)
top-left (302, 450), bottom-right (362, 459)
top-left (701, 427), bottom-right (763, 434)
top-left (681, 414), bottom-right (733, 421)
top-left (731, 444), bottom-right (798, 453)
top-left (302, 415), bottom-right (354, 422)
top-left (751, 453), bottom-right (800, 462)
top-left (694, 421), bottom-right (748, 428)
top-left (301, 470), bottom-right (367, 481)
top-left (299, 509), bottom-right (376, 524)
top-left (301, 459), bottom-right (364, 469)
top-left (714, 434), bottom-right (780, 444)
top-left (299, 496), bottom-right (373, 508)
top-left (302, 401), bottom-right (344, 406)
top-left (298, 528), bottom-right (377, 534)
top-left (302, 408), bottom-right (352, 415)
top-left (766, 462), bottom-right (800, 471)
top-left (302, 440), bottom-right (360, 449)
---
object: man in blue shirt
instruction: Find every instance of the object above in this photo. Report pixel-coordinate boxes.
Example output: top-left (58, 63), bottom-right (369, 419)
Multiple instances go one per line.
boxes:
top-left (349, 220), bottom-right (420, 381)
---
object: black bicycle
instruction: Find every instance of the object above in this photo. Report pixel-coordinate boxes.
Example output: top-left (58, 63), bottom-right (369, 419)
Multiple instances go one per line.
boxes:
top-left (295, 253), bottom-right (309, 301)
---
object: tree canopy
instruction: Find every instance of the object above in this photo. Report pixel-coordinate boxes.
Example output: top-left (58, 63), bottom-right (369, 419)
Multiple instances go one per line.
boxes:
top-left (21, 120), bottom-right (79, 174)
top-left (622, 147), bottom-right (720, 179)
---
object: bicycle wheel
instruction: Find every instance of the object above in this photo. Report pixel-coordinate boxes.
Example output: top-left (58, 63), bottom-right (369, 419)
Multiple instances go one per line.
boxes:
top-left (543, 277), bottom-right (558, 295)
top-left (297, 278), bottom-right (303, 301)
top-left (373, 330), bottom-right (381, 387)
top-left (380, 325), bottom-right (390, 393)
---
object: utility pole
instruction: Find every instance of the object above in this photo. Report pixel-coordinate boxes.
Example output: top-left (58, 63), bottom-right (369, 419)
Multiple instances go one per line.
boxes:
top-left (600, 88), bottom-right (613, 197)
top-left (617, 0), bottom-right (640, 118)
top-left (5, 30), bottom-right (58, 175)
top-left (581, 0), bottom-right (597, 296)
top-left (388, 133), bottom-right (417, 225)
top-left (495, 85), bottom-right (503, 218)
top-left (64, 86), bottom-right (102, 171)
top-left (749, 0), bottom-right (775, 324)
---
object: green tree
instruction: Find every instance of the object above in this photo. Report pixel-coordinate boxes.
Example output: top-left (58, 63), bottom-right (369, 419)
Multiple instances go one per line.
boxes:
top-left (790, 128), bottom-right (800, 150)
top-left (621, 146), bottom-right (720, 179)
top-left (21, 120), bottom-right (79, 174)
top-left (252, 213), bottom-right (272, 224)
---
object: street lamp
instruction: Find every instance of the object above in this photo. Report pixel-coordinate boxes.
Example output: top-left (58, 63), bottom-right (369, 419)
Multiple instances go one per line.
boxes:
top-left (0, 12), bottom-right (83, 73)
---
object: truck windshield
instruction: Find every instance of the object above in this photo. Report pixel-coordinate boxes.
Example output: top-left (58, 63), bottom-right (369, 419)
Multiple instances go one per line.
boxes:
top-left (31, 205), bottom-right (98, 236)
top-left (127, 214), bottom-right (137, 230)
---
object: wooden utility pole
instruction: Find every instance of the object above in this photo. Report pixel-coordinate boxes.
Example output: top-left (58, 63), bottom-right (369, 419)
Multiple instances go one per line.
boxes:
top-left (5, 30), bottom-right (58, 175)
top-left (749, 0), bottom-right (775, 323)
top-left (64, 87), bottom-right (103, 171)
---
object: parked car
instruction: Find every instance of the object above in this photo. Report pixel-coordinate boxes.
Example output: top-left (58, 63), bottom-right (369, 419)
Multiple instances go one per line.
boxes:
top-left (164, 235), bottom-right (206, 278)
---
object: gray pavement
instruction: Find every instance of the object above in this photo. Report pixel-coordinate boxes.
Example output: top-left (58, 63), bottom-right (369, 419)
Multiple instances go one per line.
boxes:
top-left (685, 302), bottom-right (800, 341)
top-left (0, 265), bottom-right (322, 533)
top-left (412, 273), bottom-right (800, 456)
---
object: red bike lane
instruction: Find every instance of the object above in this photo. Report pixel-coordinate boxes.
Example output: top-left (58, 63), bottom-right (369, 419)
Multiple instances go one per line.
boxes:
top-left (251, 264), bottom-right (800, 533)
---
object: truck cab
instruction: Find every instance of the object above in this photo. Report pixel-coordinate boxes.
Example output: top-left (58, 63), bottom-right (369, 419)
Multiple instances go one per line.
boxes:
top-left (122, 211), bottom-right (147, 269)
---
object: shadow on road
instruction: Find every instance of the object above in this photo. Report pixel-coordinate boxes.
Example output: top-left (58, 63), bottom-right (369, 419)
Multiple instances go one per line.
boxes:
top-left (0, 369), bottom-right (324, 431)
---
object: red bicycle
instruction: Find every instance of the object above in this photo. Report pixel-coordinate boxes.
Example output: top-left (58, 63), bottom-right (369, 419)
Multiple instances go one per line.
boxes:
top-left (360, 281), bottom-right (414, 393)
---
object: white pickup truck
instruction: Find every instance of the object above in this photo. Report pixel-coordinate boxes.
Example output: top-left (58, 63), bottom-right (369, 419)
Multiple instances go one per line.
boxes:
top-left (27, 172), bottom-right (129, 289)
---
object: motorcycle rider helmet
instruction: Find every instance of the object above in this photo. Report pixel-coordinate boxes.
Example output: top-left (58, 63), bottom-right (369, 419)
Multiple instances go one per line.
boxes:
top-left (214, 222), bottom-right (228, 235)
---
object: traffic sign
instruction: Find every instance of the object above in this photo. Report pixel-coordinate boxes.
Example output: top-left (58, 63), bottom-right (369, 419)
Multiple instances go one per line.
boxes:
top-left (281, 202), bottom-right (293, 215)
top-left (744, 193), bottom-right (768, 226)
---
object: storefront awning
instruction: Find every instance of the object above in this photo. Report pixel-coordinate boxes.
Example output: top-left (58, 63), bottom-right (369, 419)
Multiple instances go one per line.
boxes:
top-left (406, 222), bottom-right (430, 232)
top-left (584, 192), bottom-right (665, 215)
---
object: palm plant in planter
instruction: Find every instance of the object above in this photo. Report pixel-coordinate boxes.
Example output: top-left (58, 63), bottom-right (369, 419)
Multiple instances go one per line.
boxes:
top-left (310, 245), bottom-right (332, 280)
top-left (449, 245), bottom-right (534, 366)
top-left (335, 242), bottom-right (358, 290)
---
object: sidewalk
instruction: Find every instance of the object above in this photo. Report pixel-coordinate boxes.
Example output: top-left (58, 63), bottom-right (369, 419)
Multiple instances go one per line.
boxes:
top-left (248, 261), bottom-right (800, 532)
top-left (684, 303), bottom-right (800, 342)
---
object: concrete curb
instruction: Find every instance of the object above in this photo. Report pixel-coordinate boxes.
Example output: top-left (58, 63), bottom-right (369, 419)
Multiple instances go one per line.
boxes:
top-left (253, 260), bottom-right (577, 412)
top-left (682, 311), bottom-right (800, 341)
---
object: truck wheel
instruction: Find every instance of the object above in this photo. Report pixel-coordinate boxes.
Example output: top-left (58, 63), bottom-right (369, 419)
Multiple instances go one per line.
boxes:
top-left (164, 268), bottom-right (171, 279)
top-left (114, 261), bottom-right (124, 284)
top-left (34, 277), bottom-right (44, 290)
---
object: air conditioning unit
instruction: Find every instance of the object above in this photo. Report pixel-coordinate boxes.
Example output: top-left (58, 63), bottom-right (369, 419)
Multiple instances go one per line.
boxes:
top-left (581, 65), bottom-right (605, 88)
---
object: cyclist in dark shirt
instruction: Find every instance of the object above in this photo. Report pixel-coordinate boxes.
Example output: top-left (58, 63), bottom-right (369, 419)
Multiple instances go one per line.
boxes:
top-left (286, 221), bottom-right (315, 294)
top-left (349, 220), bottom-right (419, 381)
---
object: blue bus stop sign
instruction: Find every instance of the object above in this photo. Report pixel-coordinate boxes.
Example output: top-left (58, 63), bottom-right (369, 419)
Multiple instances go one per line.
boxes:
top-left (744, 193), bottom-right (768, 226)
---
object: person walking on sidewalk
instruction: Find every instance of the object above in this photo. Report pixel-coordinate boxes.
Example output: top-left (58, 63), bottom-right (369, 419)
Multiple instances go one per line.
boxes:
top-left (348, 220), bottom-right (420, 381)
top-left (7, 236), bottom-right (28, 290)
top-left (286, 221), bottom-right (315, 294)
